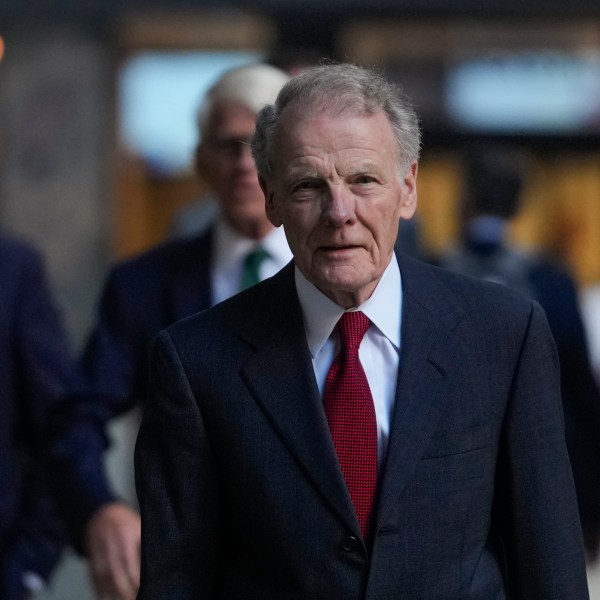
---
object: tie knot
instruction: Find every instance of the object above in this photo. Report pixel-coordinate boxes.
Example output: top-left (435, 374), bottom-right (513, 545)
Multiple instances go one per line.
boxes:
top-left (244, 246), bottom-right (270, 269)
top-left (240, 246), bottom-right (271, 290)
top-left (337, 311), bottom-right (370, 350)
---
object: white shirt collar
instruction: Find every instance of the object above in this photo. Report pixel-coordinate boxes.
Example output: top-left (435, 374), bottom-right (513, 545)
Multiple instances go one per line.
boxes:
top-left (212, 216), bottom-right (291, 271)
top-left (295, 254), bottom-right (402, 359)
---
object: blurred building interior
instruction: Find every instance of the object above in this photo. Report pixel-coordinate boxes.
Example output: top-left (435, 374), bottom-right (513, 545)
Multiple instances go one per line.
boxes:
top-left (1, 1), bottom-right (600, 598)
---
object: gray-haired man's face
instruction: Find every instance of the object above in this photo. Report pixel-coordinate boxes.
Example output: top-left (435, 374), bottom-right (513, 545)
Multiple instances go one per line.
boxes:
top-left (197, 101), bottom-right (272, 240)
top-left (263, 106), bottom-right (417, 308)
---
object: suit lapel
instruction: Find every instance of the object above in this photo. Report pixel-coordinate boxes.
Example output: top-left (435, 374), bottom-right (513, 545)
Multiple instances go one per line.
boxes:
top-left (235, 257), bottom-right (468, 536)
top-left (169, 230), bottom-right (214, 321)
top-left (240, 265), bottom-right (360, 534)
top-left (375, 255), bottom-right (466, 529)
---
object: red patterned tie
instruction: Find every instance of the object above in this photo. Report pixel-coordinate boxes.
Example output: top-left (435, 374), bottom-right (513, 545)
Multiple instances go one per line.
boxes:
top-left (323, 311), bottom-right (378, 540)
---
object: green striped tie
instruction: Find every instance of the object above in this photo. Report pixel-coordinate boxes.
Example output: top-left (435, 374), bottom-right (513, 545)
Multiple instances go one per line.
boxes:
top-left (240, 247), bottom-right (270, 291)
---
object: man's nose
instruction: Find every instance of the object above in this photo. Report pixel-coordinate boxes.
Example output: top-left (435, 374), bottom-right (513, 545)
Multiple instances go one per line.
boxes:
top-left (236, 142), bottom-right (256, 169)
top-left (323, 186), bottom-right (356, 226)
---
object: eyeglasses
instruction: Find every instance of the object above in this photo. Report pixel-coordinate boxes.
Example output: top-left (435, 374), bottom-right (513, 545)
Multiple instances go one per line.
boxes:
top-left (205, 135), bottom-right (254, 157)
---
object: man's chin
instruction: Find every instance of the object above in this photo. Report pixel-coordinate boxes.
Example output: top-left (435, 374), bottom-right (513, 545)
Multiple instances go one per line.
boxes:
top-left (223, 192), bottom-right (264, 211)
top-left (310, 271), bottom-right (378, 305)
top-left (223, 209), bottom-right (273, 238)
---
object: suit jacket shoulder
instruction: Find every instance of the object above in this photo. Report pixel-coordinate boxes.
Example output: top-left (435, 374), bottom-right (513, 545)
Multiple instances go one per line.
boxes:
top-left (166, 260), bottom-right (300, 361)
top-left (108, 229), bottom-right (213, 299)
top-left (0, 235), bottom-right (43, 291)
top-left (399, 253), bottom-right (537, 334)
top-left (82, 227), bottom-right (215, 375)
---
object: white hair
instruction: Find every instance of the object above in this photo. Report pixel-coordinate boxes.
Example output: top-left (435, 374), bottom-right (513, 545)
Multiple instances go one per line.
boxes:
top-left (197, 64), bottom-right (290, 138)
top-left (253, 63), bottom-right (421, 180)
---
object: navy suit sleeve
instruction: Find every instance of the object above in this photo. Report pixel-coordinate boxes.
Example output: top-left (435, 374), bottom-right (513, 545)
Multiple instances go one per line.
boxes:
top-left (533, 267), bottom-right (600, 555)
top-left (135, 331), bottom-right (221, 599)
top-left (1, 243), bottom-right (72, 599)
top-left (48, 268), bottom-right (145, 550)
top-left (496, 301), bottom-right (589, 598)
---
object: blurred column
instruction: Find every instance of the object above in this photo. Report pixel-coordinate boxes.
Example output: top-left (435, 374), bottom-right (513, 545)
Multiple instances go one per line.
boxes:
top-left (0, 23), bottom-right (113, 349)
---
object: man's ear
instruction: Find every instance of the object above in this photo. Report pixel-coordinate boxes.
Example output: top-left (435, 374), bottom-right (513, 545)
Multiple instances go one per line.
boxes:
top-left (261, 176), bottom-right (283, 227)
top-left (399, 161), bottom-right (418, 220)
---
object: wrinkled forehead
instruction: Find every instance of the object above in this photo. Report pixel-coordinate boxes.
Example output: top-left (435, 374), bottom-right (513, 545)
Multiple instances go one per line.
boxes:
top-left (273, 99), bottom-right (381, 149)
top-left (280, 95), bottom-right (375, 126)
top-left (271, 102), bottom-right (396, 167)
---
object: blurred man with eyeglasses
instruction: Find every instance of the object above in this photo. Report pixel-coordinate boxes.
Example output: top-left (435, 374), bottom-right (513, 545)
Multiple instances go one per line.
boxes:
top-left (48, 63), bottom-right (291, 600)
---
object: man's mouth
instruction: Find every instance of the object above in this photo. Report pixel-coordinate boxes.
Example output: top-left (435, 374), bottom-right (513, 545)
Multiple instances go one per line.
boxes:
top-left (232, 175), bottom-right (258, 187)
top-left (319, 245), bottom-right (360, 255)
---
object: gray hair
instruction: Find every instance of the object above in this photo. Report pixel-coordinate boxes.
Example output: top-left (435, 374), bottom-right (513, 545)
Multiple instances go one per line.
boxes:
top-left (197, 63), bottom-right (290, 138)
top-left (252, 63), bottom-right (421, 180)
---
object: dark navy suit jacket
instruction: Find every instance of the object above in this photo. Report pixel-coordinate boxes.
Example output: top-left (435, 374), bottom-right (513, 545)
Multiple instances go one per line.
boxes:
top-left (49, 230), bottom-right (215, 547)
top-left (135, 255), bottom-right (589, 599)
top-left (50, 224), bottom-right (414, 548)
top-left (0, 236), bottom-right (72, 599)
top-left (438, 239), bottom-right (600, 554)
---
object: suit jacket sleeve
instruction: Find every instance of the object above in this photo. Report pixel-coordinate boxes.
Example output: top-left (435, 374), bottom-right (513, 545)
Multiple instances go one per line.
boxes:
top-left (497, 301), bottom-right (589, 598)
top-left (2, 244), bottom-right (71, 598)
top-left (135, 330), bottom-right (221, 599)
top-left (48, 268), bottom-right (143, 549)
top-left (541, 269), bottom-right (600, 553)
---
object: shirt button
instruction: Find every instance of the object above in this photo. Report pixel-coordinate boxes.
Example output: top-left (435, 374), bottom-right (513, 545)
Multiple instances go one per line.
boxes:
top-left (341, 535), bottom-right (360, 552)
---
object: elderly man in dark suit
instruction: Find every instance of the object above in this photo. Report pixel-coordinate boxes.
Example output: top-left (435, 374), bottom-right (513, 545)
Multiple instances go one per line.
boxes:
top-left (135, 63), bottom-right (589, 598)
top-left (48, 63), bottom-right (291, 600)
top-left (0, 235), bottom-right (73, 599)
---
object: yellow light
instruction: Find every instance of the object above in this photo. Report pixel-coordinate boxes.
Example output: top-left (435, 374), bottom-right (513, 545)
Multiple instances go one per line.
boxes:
top-left (0, 37), bottom-right (4, 62)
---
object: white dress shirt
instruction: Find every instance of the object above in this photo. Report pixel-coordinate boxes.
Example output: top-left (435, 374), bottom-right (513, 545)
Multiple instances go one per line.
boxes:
top-left (295, 256), bottom-right (402, 466)
top-left (210, 218), bottom-right (293, 305)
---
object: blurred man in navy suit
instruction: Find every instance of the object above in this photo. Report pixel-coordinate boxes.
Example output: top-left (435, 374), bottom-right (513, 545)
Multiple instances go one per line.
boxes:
top-left (0, 235), bottom-right (73, 599)
top-left (48, 63), bottom-right (291, 600)
top-left (437, 144), bottom-right (600, 559)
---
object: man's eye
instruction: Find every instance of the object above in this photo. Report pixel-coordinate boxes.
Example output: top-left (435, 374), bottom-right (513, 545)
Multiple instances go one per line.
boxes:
top-left (294, 180), bottom-right (320, 191)
top-left (355, 175), bottom-right (376, 184)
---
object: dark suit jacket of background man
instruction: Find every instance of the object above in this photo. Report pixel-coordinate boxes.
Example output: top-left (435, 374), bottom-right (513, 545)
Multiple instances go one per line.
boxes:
top-left (0, 236), bottom-right (72, 599)
top-left (515, 253), bottom-right (600, 552)
top-left (135, 253), bottom-right (589, 600)
top-left (438, 240), bottom-right (600, 554)
top-left (49, 229), bottom-right (215, 548)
